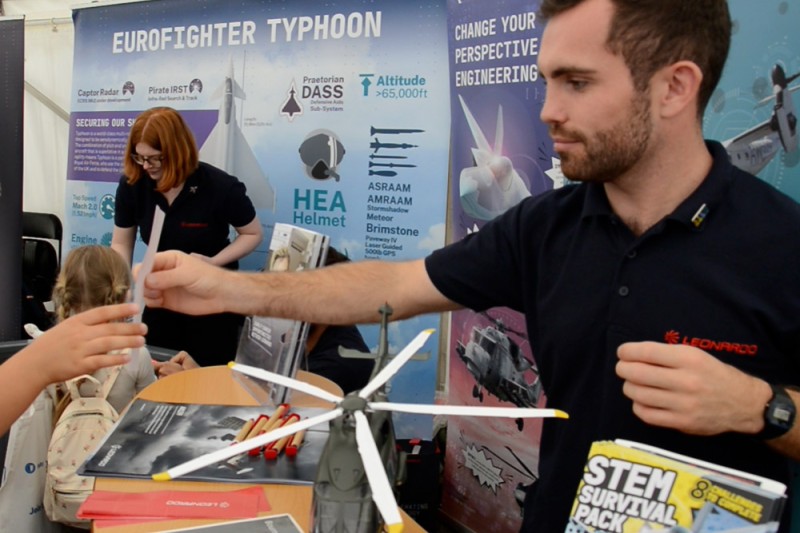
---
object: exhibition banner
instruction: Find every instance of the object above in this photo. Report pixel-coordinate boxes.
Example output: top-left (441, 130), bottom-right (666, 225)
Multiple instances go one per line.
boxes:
top-left (441, 2), bottom-right (554, 532)
top-left (0, 17), bottom-right (25, 341)
top-left (66, 0), bottom-right (450, 437)
top-left (704, 0), bottom-right (800, 199)
top-left (440, 1), bottom-right (800, 531)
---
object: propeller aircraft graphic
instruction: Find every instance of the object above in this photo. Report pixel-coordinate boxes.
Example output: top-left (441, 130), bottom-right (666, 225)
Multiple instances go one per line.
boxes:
top-left (723, 64), bottom-right (799, 176)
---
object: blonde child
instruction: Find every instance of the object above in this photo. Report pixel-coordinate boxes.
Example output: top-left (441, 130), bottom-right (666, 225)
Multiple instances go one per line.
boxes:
top-left (52, 245), bottom-right (156, 412)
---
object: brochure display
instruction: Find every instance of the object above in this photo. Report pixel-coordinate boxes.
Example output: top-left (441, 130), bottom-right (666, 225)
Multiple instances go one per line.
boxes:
top-left (234, 224), bottom-right (329, 406)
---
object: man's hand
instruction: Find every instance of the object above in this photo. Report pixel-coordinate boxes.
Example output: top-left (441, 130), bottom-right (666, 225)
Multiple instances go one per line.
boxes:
top-left (616, 341), bottom-right (770, 436)
top-left (136, 250), bottom-right (230, 315)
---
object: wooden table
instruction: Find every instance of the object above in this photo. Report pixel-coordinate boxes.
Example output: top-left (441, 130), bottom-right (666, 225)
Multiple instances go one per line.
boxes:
top-left (93, 366), bottom-right (425, 532)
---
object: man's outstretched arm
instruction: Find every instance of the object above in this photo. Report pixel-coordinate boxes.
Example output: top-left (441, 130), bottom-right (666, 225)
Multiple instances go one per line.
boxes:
top-left (142, 250), bottom-right (461, 324)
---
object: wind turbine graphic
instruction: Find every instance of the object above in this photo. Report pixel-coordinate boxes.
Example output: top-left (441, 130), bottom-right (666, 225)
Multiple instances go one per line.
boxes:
top-left (153, 306), bottom-right (567, 532)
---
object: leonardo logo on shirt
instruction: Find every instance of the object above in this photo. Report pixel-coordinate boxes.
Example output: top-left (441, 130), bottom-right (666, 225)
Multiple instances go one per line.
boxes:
top-left (664, 330), bottom-right (758, 356)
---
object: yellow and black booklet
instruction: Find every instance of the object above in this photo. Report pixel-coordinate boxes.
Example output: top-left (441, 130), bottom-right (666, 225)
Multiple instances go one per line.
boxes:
top-left (566, 439), bottom-right (786, 533)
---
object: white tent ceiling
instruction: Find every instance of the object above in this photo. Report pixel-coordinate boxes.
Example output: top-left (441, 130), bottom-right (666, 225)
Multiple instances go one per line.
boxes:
top-left (4, 0), bottom-right (82, 223)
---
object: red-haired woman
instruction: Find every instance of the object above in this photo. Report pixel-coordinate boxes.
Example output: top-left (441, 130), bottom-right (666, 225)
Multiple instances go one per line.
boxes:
top-left (111, 107), bottom-right (263, 366)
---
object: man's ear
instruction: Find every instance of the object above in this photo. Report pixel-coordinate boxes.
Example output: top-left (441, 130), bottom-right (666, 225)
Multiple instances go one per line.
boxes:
top-left (654, 60), bottom-right (703, 119)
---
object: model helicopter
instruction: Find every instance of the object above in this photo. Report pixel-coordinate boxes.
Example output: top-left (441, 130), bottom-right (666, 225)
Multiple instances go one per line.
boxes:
top-left (456, 312), bottom-right (543, 430)
top-left (723, 63), bottom-right (799, 175)
top-left (153, 305), bottom-right (567, 532)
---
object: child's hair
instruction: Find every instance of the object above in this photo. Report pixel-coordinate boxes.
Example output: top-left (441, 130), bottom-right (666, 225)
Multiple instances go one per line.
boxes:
top-left (52, 245), bottom-right (131, 322)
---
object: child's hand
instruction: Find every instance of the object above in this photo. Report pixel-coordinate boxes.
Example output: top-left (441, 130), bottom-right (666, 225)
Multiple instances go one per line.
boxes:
top-left (154, 350), bottom-right (199, 378)
top-left (30, 303), bottom-right (146, 386)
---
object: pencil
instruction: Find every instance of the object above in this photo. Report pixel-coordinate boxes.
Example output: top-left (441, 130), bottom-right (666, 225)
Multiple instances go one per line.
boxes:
top-left (232, 418), bottom-right (254, 444)
top-left (263, 413), bottom-right (300, 452)
top-left (260, 403), bottom-right (290, 434)
top-left (285, 425), bottom-right (307, 457)
top-left (245, 415), bottom-right (271, 456)
top-left (153, 408), bottom-right (344, 481)
top-left (246, 414), bottom-right (270, 440)
top-left (264, 415), bottom-right (300, 460)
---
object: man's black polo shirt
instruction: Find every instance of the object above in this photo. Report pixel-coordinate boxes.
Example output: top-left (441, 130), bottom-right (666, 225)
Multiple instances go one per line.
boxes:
top-left (426, 141), bottom-right (800, 531)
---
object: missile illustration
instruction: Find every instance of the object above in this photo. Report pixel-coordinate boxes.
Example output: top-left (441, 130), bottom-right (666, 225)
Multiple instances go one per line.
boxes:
top-left (370, 126), bottom-right (425, 135)
top-left (369, 170), bottom-right (398, 177)
top-left (370, 138), bottom-right (418, 153)
top-left (368, 162), bottom-right (416, 169)
top-left (369, 154), bottom-right (408, 160)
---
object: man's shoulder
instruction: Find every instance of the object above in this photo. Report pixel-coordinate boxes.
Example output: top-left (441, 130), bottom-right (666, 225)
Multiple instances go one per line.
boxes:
top-left (728, 164), bottom-right (800, 216)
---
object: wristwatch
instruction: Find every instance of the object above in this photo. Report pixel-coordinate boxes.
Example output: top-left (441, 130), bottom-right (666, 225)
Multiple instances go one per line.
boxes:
top-left (758, 384), bottom-right (796, 440)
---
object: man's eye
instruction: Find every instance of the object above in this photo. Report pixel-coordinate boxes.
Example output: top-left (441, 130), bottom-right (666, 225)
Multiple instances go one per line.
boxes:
top-left (568, 80), bottom-right (588, 90)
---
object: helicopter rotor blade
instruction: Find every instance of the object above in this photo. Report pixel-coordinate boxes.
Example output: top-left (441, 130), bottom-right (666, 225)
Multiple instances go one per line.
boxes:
top-left (359, 329), bottom-right (435, 399)
top-left (369, 402), bottom-right (568, 420)
top-left (354, 411), bottom-right (404, 532)
top-left (229, 362), bottom-right (344, 404)
top-left (152, 408), bottom-right (344, 481)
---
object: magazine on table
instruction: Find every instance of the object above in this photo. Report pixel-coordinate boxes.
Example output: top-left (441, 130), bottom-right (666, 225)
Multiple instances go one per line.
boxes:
top-left (234, 223), bottom-right (330, 406)
top-left (565, 439), bottom-right (786, 533)
top-left (79, 399), bottom-right (328, 485)
top-left (158, 514), bottom-right (302, 533)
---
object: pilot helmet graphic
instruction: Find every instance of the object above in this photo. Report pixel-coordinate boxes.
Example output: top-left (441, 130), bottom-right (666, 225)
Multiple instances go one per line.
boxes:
top-left (122, 81), bottom-right (135, 95)
top-left (189, 79), bottom-right (203, 93)
top-left (298, 129), bottom-right (346, 181)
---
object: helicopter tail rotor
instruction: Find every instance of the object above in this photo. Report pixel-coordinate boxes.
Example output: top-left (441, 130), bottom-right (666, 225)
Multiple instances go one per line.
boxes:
top-left (359, 329), bottom-right (435, 399)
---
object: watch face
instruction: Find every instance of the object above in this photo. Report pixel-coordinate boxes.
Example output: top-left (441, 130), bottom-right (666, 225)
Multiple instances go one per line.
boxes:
top-left (766, 389), bottom-right (796, 432)
top-left (770, 402), bottom-right (795, 428)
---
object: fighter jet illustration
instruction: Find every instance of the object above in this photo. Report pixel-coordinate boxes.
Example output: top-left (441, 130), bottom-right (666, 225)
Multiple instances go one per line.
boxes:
top-left (723, 64), bottom-right (799, 176)
top-left (458, 94), bottom-right (532, 221)
top-left (199, 59), bottom-right (276, 211)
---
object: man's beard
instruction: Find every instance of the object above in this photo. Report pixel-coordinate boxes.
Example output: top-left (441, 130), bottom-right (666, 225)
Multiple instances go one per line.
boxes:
top-left (552, 93), bottom-right (652, 183)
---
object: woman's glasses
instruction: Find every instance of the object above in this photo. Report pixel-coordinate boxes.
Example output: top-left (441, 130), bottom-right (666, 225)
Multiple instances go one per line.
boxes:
top-left (131, 153), bottom-right (164, 167)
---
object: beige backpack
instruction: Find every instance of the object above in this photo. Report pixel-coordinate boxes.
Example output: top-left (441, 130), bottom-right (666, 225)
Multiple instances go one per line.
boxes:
top-left (44, 366), bottom-right (121, 528)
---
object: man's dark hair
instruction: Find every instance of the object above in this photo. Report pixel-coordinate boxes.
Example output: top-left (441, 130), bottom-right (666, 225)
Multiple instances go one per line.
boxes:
top-left (539, 0), bottom-right (731, 116)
